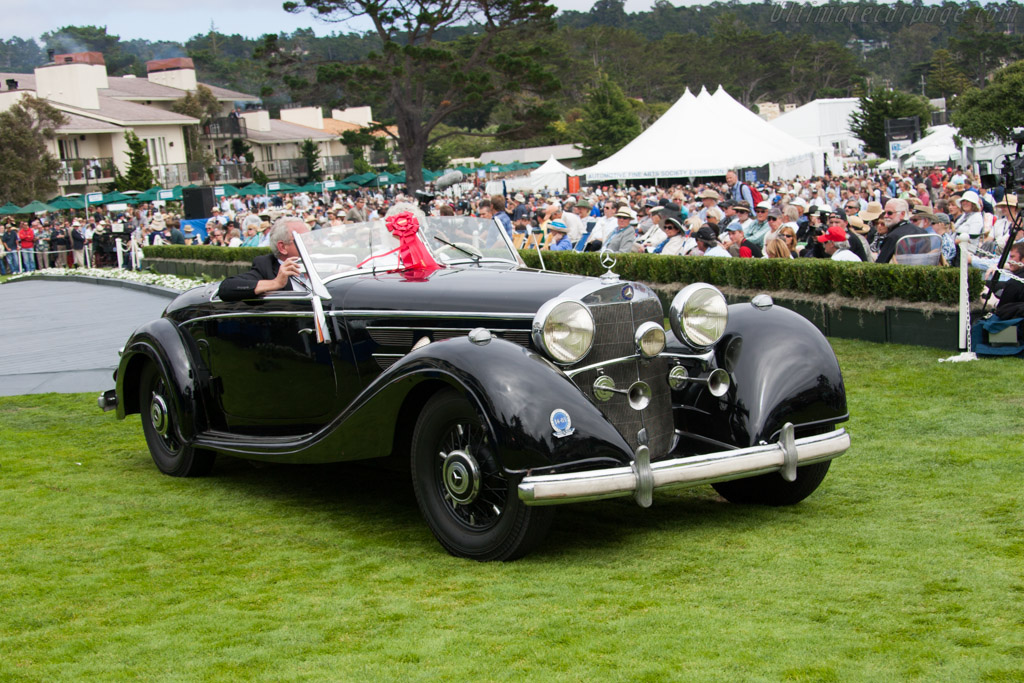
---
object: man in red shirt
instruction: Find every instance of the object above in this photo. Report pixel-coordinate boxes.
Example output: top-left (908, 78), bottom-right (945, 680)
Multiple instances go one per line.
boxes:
top-left (17, 221), bottom-right (35, 272)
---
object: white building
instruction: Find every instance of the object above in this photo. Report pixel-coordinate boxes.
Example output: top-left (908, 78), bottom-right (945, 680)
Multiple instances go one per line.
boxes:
top-left (0, 52), bottom-right (259, 191)
top-left (769, 98), bottom-right (863, 156)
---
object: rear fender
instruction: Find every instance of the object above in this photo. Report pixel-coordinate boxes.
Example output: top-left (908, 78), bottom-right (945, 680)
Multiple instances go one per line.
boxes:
top-left (677, 301), bottom-right (848, 449)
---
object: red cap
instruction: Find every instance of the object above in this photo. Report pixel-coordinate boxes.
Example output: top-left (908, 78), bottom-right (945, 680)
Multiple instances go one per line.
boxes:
top-left (816, 225), bottom-right (848, 243)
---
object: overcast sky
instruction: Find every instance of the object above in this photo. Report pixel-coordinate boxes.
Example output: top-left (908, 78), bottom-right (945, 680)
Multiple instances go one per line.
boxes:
top-left (3, 0), bottom-right (670, 44)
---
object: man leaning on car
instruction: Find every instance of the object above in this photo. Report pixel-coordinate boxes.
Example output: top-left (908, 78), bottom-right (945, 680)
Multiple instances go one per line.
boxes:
top-left (218, 217), bottom-right (310, 301)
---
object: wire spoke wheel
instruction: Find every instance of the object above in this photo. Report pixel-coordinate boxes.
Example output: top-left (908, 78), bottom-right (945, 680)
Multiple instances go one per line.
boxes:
top-left (138, 362), bottom-right (214, 477)
top-left (411, 389), bottom-right (554, 561)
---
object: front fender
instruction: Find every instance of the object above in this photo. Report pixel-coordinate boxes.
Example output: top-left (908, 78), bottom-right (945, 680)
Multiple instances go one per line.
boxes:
top-left (115, 317), bottom-right (201, 441)
top-left (344, 335), bottom-right (635, 474)
top-left (679, 301), bottom-right (848, 449)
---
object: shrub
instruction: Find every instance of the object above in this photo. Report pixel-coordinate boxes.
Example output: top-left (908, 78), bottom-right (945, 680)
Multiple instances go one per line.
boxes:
top-left (142, 245), bottom-right (269, 263)
top-left (518, 250), bottom-right (981, 306)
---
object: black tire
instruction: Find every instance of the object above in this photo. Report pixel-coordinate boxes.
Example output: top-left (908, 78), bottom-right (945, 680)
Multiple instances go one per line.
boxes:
top-left (712, 460), bottom-right (831, 506)
top-left (138, 362), bottom-right (215, 477)
top-left (411, 389), bottom-right (554, 561)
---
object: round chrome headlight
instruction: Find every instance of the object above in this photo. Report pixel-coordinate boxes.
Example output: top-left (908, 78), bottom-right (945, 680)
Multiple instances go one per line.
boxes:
top-left (635, 321), bottom-right (666, 358)
top-left (532, 299), bottom-right (595, 365)
top-left (670, 284), bottom-right (729, 348)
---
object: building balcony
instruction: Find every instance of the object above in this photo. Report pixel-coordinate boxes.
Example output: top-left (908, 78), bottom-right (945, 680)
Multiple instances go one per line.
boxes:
top-left (322, 155), bottom-right (356, 177)
top-left (57, 157), bottom-right (116, 186)
top-left (254, 158), bottom-right (309, 181)
top-left (150, 162), bottom-right (254, 187)
top-left (202, 116), bottom-right (248, 139)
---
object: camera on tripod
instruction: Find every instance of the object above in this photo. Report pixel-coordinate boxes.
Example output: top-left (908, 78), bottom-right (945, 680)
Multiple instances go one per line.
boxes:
top-left (999, 131), bottom-right (1024, 194)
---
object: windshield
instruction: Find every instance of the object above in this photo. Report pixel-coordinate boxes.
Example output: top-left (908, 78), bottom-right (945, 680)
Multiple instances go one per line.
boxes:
top-left (297, 215), bottom-right (520, 280)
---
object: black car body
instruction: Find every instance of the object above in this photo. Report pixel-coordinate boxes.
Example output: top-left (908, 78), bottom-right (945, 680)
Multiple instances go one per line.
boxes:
top-left (103, 210), bottom-right (850, 560)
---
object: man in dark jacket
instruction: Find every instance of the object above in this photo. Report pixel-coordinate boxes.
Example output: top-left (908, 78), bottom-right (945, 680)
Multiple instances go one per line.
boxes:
top-left (218, 217), bottom-right (309, 301)
top-left (875, 198), bottom-right (925, 264)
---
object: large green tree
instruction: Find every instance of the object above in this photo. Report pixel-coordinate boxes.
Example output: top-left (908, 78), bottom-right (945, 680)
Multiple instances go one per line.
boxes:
top-left (264, 0), bottom-right (561, 191)
top-left (848, 88), bottom-right (931, 158)
top-left (575, 72), bottom-right (641, 166)
top-left (952, 60), bottom-right (1024, 143)
top-left (114, 131), bottom-right (155, 192)
top-left (0, 96), bottom-right (67, 205)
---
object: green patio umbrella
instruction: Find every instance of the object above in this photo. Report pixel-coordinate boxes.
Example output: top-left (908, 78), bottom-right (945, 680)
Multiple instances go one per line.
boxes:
top-left (100, 191), bottom-right (132, 204)
top-left (219, 184), bottom-right (241, 197)
top-left (269, 182), bottom-right (301, 193)
top-left (134, 187), bottom-right (164, 202)
top-left (296, 182), bottom-right (320, 192)
top-left (49, 196), bottom-right (86, 210)
top-left (18, 200), bottom-right (56, 213)
top-left (236, 183), bottom-right (266, 196)
top-left (0, 202), bottom-right (24, 214)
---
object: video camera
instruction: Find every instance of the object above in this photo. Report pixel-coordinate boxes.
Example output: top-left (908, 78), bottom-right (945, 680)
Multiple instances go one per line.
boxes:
top-left (1000, 131), bottom-right (1024, 193)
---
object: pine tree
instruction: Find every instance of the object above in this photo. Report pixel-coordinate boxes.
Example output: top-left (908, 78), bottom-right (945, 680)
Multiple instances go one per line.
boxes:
top-left (576, 73), bottom-right (642, 166)
top-left (298, 139), bottom-right (322, 184)
top-left (927, 49), bottom-right (970, 101)
top-left (115, 131), bottom-right (155, 191)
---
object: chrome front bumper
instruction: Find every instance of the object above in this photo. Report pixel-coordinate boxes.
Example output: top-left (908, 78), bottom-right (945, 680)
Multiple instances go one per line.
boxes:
top-left (518, 424), bottom-right (850, 507)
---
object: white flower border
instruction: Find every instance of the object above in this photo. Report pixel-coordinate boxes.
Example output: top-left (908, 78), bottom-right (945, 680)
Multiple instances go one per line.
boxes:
top-left (7, 267), bottom-right (200, 292)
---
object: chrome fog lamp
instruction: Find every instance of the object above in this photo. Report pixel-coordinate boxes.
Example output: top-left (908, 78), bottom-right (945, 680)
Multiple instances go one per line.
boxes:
top-left (670, 283), bottom-right (729, 348)
top-left (635, 321), bottom-right (666, 358)
top-left (532, 299), bottom-right (595, 365)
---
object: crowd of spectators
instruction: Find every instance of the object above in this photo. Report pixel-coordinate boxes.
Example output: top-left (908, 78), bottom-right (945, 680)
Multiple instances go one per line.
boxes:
top-left (1, 165), bottom-right (1021, 291)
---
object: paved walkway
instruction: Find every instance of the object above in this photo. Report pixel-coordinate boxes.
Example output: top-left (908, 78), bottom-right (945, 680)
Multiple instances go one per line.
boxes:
top-left (0, 279), bottom-right (174, 396)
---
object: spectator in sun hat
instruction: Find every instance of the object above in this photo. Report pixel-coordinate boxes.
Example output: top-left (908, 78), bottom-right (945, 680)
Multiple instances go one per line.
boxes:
top-left (651, 212), bottom-right (689, 255)
top-left (603, 207), bottom-right (640, 253)
top-left (953, 190), bottom-right (985, 243)
top-left (930, 212), bottom-right (958, 265)
top-left (847, 215), bottom-right (874, 262)
top-left (747, 200), bottom-right (772, 247)
top-left (990, 194), bottom-right (1019, 250)
top-left (545, 220), bottom-right (573, 251)
top-left (697, 188), bottom-right (721, 223)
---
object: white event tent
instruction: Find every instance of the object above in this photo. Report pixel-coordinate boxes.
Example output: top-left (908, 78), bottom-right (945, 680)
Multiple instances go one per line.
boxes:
top-left (580, 86), bottom-right (823, 182)
top-left (486, 155), bottom-right (575, 195)
top-left (898, 124), bottom-right (961, 167)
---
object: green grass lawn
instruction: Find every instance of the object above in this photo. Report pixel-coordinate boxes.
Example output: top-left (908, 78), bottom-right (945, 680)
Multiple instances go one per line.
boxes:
top-left (1, 339), bottom-right (1022, 681)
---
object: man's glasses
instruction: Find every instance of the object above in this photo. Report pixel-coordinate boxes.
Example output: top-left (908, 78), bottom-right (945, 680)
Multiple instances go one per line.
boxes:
top-left (767, 216), bottom-right (780, 221)
top-left (884, 210), bottom-right (901, 216)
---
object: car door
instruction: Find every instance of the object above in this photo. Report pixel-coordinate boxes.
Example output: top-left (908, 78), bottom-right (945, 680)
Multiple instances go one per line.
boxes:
top-left (200, 291), bottom-right (339, 430)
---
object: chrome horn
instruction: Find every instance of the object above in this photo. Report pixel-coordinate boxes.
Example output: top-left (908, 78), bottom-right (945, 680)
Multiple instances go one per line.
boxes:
top-left (667, 366), bottom-right (730, 397)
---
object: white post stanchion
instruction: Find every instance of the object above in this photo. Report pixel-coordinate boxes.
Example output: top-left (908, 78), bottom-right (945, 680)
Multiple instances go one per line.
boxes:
top-left (940, 243), bottom-right (978, 363)
top-left (115, 237), bottom-right (124, 270)
top-left (132, 240), bottom-right (140, 270)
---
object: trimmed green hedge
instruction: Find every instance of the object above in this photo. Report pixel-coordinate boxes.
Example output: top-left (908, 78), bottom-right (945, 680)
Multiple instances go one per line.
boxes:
top-left (142, 245), bottom-right (269, 263)
top-left (519, 250), bottom-right (982, 305)
top-left (140, 244), bottom-right (981, 306)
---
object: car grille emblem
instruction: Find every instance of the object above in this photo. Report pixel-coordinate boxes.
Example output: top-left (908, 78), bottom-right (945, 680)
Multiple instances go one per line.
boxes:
top-left (621, 285), bottom-right (634, 301)
top-left (550, 409), bottom-right (575, 438)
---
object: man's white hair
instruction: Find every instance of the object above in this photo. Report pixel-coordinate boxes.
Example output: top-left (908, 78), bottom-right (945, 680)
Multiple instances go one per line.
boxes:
top-left (267, 216), bottom-right (306, 259)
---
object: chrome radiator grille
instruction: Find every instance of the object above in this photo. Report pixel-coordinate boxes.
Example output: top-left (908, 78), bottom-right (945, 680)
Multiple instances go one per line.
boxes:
top-left (570, 296), bottom-right (674, 458)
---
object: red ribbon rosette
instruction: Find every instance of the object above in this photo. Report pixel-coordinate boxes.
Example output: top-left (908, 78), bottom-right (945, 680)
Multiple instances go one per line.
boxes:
top-left (385, 211), bottom-right (439, 271)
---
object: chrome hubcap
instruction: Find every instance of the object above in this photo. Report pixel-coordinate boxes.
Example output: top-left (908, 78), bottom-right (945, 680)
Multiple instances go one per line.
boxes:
top-left (150, 394), bottom-right (169, 437)
top-left (442, 450), bottom-right (481, 505)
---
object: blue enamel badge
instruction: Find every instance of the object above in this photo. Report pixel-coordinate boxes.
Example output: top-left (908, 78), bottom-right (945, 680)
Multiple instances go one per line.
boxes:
top-left (621, 284), bottom-right (634, 301)
top-left (550, 409), bottom-right (574, 438)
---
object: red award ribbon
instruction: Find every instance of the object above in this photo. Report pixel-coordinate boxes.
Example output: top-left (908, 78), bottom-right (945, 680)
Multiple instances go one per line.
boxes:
top-left (385, 212), bottom-right (439, 270)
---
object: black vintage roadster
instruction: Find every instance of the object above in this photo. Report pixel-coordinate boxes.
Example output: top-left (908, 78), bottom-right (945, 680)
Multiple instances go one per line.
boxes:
top-left (101, 211), bottom-right (850, 560)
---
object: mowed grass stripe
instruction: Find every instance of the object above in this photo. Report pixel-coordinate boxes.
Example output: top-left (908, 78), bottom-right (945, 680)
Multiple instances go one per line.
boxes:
top-left (1, 339), bottom-right (1022, 681)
